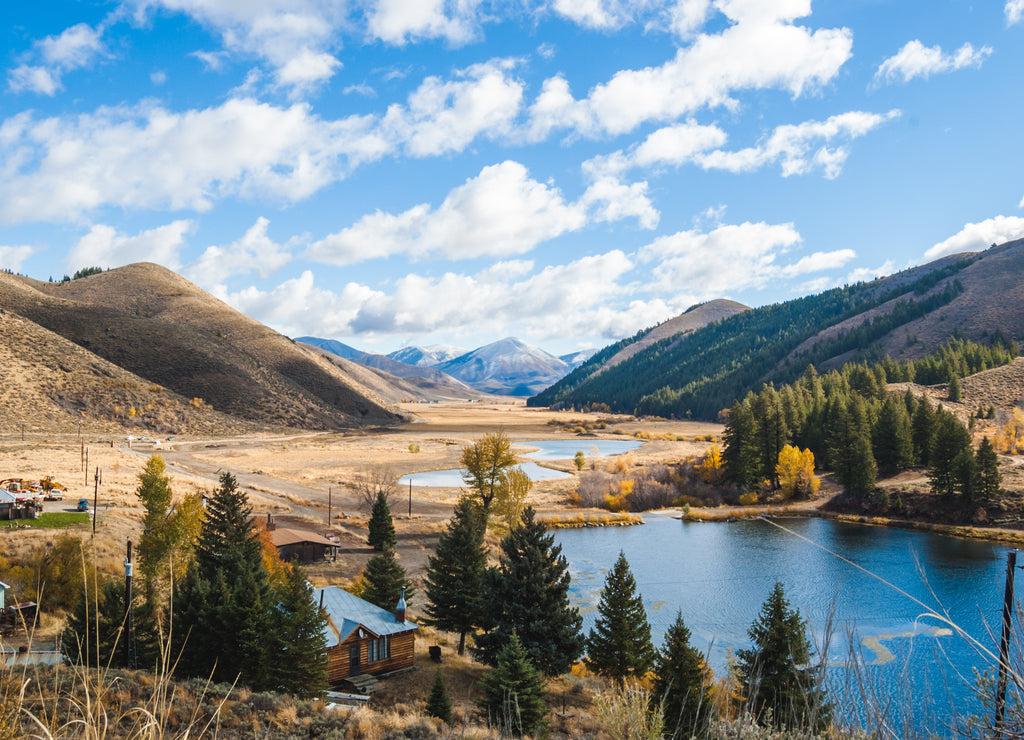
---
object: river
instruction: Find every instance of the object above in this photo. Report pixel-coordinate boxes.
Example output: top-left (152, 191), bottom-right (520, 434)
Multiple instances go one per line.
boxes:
top-left (554, 515), bottom-right (1018, 734)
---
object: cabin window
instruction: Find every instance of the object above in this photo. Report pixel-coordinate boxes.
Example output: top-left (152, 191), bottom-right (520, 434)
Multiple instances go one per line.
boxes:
top-left (367, 636), bottom-right (390, 662)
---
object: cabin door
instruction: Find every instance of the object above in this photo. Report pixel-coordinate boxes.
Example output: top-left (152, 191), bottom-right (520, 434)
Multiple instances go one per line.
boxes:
top-left (349, 644), bottom-right (361, 676)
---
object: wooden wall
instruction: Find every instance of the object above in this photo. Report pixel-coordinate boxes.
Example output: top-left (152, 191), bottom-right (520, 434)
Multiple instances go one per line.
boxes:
top-left (326, 629), bottom-right (417, 684)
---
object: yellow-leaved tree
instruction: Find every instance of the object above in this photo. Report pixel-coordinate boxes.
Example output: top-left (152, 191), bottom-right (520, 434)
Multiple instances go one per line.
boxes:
top-left (994, 408), bottom-right (1024, 454)
top-left (776, 445), bottom-right (820, 500)
top-left (699, 445), bottom-right (724, 484)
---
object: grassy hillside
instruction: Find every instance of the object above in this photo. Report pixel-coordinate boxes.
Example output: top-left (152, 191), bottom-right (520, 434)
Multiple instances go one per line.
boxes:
top-left (532, 239), bottom-right (1024, 419)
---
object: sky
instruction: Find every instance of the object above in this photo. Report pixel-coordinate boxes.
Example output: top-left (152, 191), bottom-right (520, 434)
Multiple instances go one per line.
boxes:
top-left (2, 1), bottom-right (1023, 357)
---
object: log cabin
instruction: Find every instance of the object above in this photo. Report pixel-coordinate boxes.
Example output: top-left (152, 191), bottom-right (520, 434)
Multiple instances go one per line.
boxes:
top-left (313, 586), bottom-right (418, 685)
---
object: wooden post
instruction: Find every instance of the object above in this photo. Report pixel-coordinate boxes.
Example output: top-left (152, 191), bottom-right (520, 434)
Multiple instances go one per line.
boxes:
top-left (92, 467), bottom-right (99, 537)
top-left (996, 550), bottom-right (1016, 735)
top-left (124, 540), bottom-right (133, 668)
top-left (408, 478), bottom-right (412, 516)
top-left (328, 486), bottom-right (332, 525)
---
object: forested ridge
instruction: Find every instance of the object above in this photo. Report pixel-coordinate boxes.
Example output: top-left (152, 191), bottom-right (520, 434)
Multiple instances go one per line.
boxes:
top-left (531, 258), bottom-right (973, 418)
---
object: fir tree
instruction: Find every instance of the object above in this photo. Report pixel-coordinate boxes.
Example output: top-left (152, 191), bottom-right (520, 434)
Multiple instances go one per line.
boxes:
top-left (426, 669), bottom-right (453, 724)
top-left (360, 547), bottom-right (414, 612)
top-left (952, 446), bottom-right (979, 506)
top-left (828, 396), bottom-right (876, 498)
top-left (585, 551), bottom-right (655, 683)
top-left (474, 507), bottom-right (584, 676)
top-left (928, 411), bottom-right (972, 499)
top-left (62, 579), bottom-right (161, 670)
top-left (266, 565), bottom-right (328, 697)
top-left (737, 582), bottom-right (830, 732)
top-left (173, 472), bottom-right (274, 688)
top-left (872, 397), bottom-right (914, 475)
top-left (948, 373), bottom-right (962, 402)
top-left (367, 490), bottom-right (397, 551)
top-left (653, 612), bottom-right (713, 739)
top-left (750, 385), bottom-right (789, 488)
top-left (423, 496), bottom-right (486, 655)
top-left (911, 395), bottom-right (936, 466)
top-left (723, 400), bottom-right (758, 489)
top-left (478, 631), bottom-right (548, 737)
top-left (977, 436), bottom-right (1002, 501)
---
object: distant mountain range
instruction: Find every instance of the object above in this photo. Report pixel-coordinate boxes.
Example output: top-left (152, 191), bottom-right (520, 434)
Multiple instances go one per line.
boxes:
top-left (532, 238), bottom-right (1024, 419)
top-left (299, 336), bottom-right (596, 397)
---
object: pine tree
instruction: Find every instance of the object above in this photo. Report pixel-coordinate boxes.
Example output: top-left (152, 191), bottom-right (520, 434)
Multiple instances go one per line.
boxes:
top-left (62, 578), bottom-right (161, 670)
top-left (750, 386), bottom-right (788, 488)
top-left (426, 669), bottom-right (453, 724)
top-left (948, 373), bottom-right (962, 402)
top-left (977, 436), bottom-right (1002, 501)
top-left (478, 631), bottom-right (548, 737)
top-left (928, 411), bottom-right (972, 499)
top-left (952, 446), bottom-right (979, 507)
top-left (723, 400), bottom-right (758, 489)
top-left (828, 396), bottom-right (876, 498)
top-left (173, 472), bottom-right (274, 688)
top-left (911, 395), bottom-right (936, 466)
top-left (585, 551), bottom-right (655, 683)
top-left (367, 490), bottom-right (397, 551)
top-left (737, 582), bottom-right (829, 731)
top-left (872, 397), bottom-right (914, 475)
top-left (266, 565), bottom-right (328, 697)
top-left (423, 496), bottom-right (486, 655)
top-left (653, 611), bottom-right (713, 738)
top-left (473, 507), bottom-right (584, 676)
top-left (360, 547), bottom-right (414, 612)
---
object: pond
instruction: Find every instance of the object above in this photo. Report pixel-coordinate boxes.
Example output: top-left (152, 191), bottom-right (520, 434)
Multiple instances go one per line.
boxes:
top-left (516, 439), bottom-right (645, 460)
top-left (555, 515), bottom-right (1016, 734)
top-left (397, 461), bottom-right (572, 487)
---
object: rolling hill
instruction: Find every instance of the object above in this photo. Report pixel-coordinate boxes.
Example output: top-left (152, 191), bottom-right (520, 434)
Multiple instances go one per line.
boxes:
top-left (531, 238), bottom-right (1024, 418)
top-left (0, 264), bottom-right (407, 433)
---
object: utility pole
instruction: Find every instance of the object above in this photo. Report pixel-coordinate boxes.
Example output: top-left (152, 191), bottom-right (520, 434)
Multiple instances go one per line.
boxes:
top-left (92, 467), bottom-right (100, 537)
top-left (408, 478), bottom-right (412, 516)
top-left (124, 540), bottom-right (133, 668)
top-left (996, 549), bottom-right (1017, 735)
top-left (328, 486), bottom-right (332, 526)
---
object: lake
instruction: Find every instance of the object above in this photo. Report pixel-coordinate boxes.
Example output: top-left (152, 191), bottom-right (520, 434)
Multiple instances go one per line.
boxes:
top-left (555, 515), bottom-right (1016, 734)
top-left (398, 461), bottom-right (572, 487)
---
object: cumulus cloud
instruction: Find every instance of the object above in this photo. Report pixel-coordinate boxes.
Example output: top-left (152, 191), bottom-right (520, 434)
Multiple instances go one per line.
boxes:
top-left (8, 23), bottom-right (105, 95)
top-left (183, 217), bottom-right (294, 288)
top-left (367, 0), bottom-right (483, 45)
top-left (228, 250), bottom-right (640, 340)
top-left (637, 220), bottom-right (856, 298)
top-left (587, 111), bottom-right (898, 180)
top-left (65, 220), bottom-right (194, 272)
top-left (1006, 0), bottom-right (1024, 25)
top-left (924, 216), bottom-right (1024, 261)
top-left (528, 3), bottom-right (852, 138)
top-left (307, 160), bottom-right (656, 266)
top-left (0, 245), bottom-right (38, 272)
top-left (0, 60), bottom-right (524, 225)
top-left (875, 41), bottom-right (992, 85)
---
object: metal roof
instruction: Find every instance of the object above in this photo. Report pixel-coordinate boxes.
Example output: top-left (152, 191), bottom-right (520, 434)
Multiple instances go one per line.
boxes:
top-left (313, 586), bottom-right (418, 646)
top-left (270, 527), bottom-right (335, 548)
top-left (0, 491), bottom-right (15, 504)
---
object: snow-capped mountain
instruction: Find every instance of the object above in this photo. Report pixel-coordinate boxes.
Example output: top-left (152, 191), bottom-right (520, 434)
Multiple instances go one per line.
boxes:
top-left (437, 337), bottom-right (569, 396)
top-left (559, 348), bottom-right (598, 371)
top-left (387, 344), bottom-right (468, 367)
top-left (294, 336), bottom-right (364, 361)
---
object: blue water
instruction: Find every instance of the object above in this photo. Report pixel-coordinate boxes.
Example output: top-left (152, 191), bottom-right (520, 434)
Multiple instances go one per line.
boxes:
top-left (516, 439), bottom-right (644, 460)
top-left (398, 461), bottom-right (572, 487)
top-left (555, 515), bottom-right (1015, 734)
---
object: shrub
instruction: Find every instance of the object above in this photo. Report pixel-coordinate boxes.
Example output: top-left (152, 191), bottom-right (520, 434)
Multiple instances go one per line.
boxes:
top-left (739, 493), bottom-right (759, 506)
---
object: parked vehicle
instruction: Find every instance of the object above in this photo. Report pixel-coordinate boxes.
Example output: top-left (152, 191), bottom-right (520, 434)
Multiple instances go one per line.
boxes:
top-left (77, 498), bottom-right (90, 511)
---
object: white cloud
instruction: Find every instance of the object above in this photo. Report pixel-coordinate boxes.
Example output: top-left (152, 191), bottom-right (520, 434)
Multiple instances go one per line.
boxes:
top-left (528, 5), bottom-right (852, 138)
top-left (191, 50), bottom-right (228, 71)
top-left (7, 22), bottom-right (105, 95)
top-left (1007, 0), bottom-right (1024, 25)
top-left (183, 217), bottom-right (294, 288)
top-left (1018, 194), bottom-right (1024, 209)
top-left (65, 220), bottom-right (194, 272)
top-left (150, 70), bottom-right (167, 85)
top-left (578, 176), bottom-right (659, 229)
top-left (924, 216), bottom-right (1024, 261)
top-left (275, 49), bottom-right (342, 91)
top-left (587, 111), bottom-right (898, 181)
top-left (875, 41), bottom-right (992, 85)
top-left (307, 161), bottom-right (588, 264)
top-left (228, 250), bottom-right (641, 340)
top-left (0, 245), bottom-right (38, 272)
top-left (367, 0), bottom-right (482, 45)
top-left (552, 0), bottom-right (641, 30)
top-left (781, 249), bottom-right (856, 276)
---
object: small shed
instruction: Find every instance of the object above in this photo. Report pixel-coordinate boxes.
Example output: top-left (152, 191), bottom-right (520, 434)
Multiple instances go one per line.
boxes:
top-left (269, 527), bottom-right (337, 563)
top-left (313, 586), bottom-right (418, 685)
top-left (0, 491), bottom-right (14, 521)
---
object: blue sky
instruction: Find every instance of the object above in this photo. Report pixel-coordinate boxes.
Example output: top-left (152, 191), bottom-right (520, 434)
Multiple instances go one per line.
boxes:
top-left (2, 1), bottom-right (1023, 356)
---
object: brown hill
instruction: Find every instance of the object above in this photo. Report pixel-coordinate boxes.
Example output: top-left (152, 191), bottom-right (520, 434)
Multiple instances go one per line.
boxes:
top-left (602, 299), bottom-right (749, 370)
top-left (0, 264), bottom-right (407, 433)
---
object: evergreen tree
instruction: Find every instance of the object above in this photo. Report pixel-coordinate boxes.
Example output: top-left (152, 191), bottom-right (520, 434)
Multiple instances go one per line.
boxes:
top-left (585, 551), bottom-right (655, 683)
top-left (872, 397), bottom-right (914, 475)
top-left (478, 631), bottom-right (548, 737)
top-left (952, 446), bottom-right (979, 507)
top-left (948, 373), bottom-right (962, 402)
top-left (828, 396), bottom-right (876, 498)
top-left (62, 579), bottom-right (161, 670)
top-left (723, 400), bottom-right (758, 489)
top-left (367, 490), bottom-right (397, 551)
top-left (426, 669), bottom-right (453, 724)
top-left (977, 436), bottom-right (1002, 501)
top-left (136, 455), bottom-right (174, 596)
top-left (928, 411), bottom-right (972, 499)
top-left (360, 547), bottom-right (414, 612)
top-left (911, 395), bottom-right (936, 466)
top-left (423, 496), bottom-right (486, 655)
top-left (737, 582), bottom-right (829, 732)
top-left (653, 612), bottom-right (713, 739)
top-left (750, 386), bottom-right (788, 488)
top-left (173, 472), bottom-right (275, 688)
top-left (474, 507), bottom-right (584, 676)
top-left (266, 565), bottom-right (328, 697)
